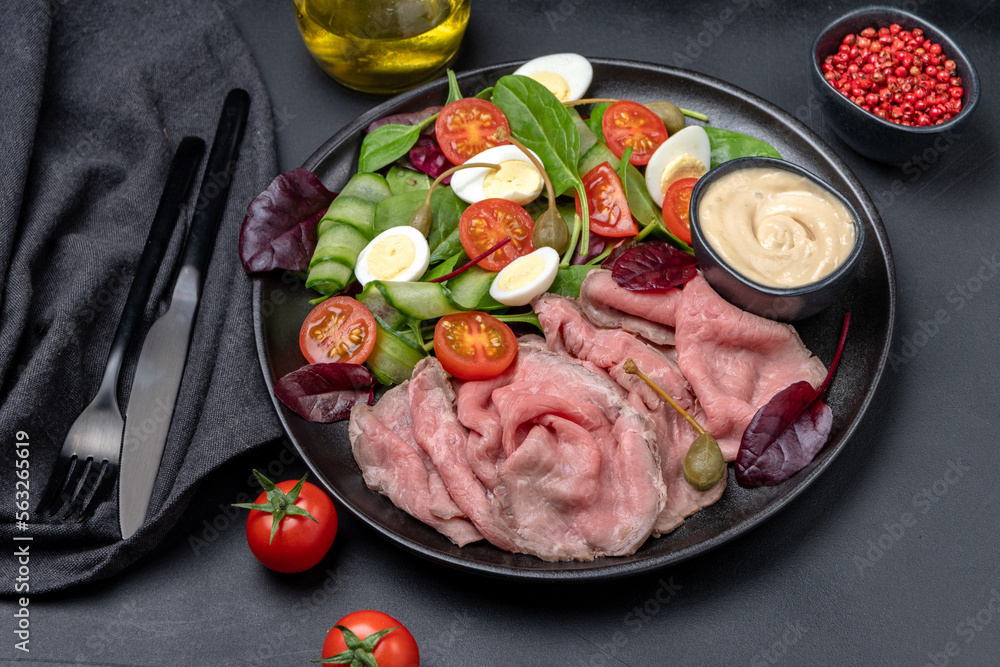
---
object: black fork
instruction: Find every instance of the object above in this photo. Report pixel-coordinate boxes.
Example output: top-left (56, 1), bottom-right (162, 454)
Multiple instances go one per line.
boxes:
top-left (38, 137), bottom-right (204, 523)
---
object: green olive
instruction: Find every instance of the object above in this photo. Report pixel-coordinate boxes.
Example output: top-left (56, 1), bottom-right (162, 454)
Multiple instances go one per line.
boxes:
top-left (408, 200), bottom-right (433, 237)
top-left (532, 207), bottom-right (570, 255)
top-left (645, 100), bottom-right (687, 136)
top-left (683, 432), bottom-right (726, 491)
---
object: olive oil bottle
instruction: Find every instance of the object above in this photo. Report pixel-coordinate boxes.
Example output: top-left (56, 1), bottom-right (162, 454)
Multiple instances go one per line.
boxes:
top-left (293, 0), bottom-right (470, 94)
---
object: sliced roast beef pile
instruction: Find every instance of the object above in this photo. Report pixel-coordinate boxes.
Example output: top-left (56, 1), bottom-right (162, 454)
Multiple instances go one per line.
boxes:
top-left (350, 346), bottom-right (666, 561)
top-left (349, 268), bottom-right (828, 559)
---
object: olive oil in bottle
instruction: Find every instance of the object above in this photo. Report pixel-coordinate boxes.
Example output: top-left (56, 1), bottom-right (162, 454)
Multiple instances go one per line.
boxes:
top-left (293, 0), bottom-right (470, 94)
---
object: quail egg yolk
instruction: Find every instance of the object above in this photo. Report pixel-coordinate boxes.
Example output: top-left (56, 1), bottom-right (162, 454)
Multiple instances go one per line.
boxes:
top-left (497, 253), bottom-right (545, 291)
top-left (365, 235), bottom-right (416, 280)
top-left (526, 71), bottom-right (571, 101)
top-left (482, 160), bottom-right (543, 204)
top-left (660, 154), bottom-right (708, 192)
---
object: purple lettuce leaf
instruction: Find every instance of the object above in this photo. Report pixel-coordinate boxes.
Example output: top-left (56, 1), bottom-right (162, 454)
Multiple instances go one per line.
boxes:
top-left (366, 106), bottom-right (442, 134)
top-left (410, 136), bottom-right (455, 182)
top-left (601, 238), bottom-right (638, 268)
top-left (273, 363), bottom-right (375, 423)
top-left (735, 382), bottom-right (833, 487)
top-left (239, 168), bottom-right (335, 274)
top-left (610, 240), bottom-right (698, 291)
top-left (735, 313), bottom-right (851, 488)
top-left (571, 231), bottom-right (610, 265)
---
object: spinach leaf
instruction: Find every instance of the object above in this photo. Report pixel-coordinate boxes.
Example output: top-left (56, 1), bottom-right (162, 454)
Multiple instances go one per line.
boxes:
top-left (568, 107), bottom-right (599, 157)
top-left (422, 251), bottom-right (464, 281)
top-left (587, 102), bottom-right (611, 143)
top-left (491, 75), bottom-right (582, 195)
top-left (617, 147), bottom-right (632, 191)
top-left (474, 86), bottom-right (494, 100)
top-left (703, 127), bottom-right (781, 168)
top-left (547, 265), bottom-right (593, 299)
top-left (491, 74), bottom-right (589, 261)
top-left (358, 114), bottom-right (437, 172)
top-left (428, 186), bottom-right (467, 262)
top-left (446, 69), bottom-right (462, 104)
top-left (493, 311), bottom-right (542, 332)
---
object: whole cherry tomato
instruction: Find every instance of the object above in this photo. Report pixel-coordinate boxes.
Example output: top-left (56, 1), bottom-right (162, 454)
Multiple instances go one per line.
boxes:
top-left (234, 471), bottom-right (337, 574)
top-left (320, 610), bottom-right (419, 667)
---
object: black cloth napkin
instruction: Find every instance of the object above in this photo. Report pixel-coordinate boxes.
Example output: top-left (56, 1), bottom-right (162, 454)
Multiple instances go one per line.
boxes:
top-left (0, 0), bottom-right (285, 593)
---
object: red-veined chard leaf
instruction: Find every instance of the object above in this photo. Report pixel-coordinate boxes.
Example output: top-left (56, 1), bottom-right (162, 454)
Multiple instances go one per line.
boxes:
top-left (239, 168), bottom-right (335, 274)
top-left (610, 240), bottom-right (698, 291)
top-left (571, 230), bottom-right (609, 265)
top-left (365, 106), bottom-right (441, 134)
top-left (410, 136), bottom-right (455, 182)
top-left (274, 363), bottom-right (374, 423)
top-left (735, 313), bottom-right (851, 487)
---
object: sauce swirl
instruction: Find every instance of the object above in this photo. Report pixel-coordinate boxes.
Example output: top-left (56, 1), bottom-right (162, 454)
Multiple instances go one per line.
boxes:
top-left (697, 167), bottom-right (857, 288)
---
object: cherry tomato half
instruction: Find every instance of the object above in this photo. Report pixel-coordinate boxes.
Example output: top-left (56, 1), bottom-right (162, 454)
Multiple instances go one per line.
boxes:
top-left (434, 312), bottom-right (518, 381)
top-left (458, 198), bottom-right (535, 272)
top-left (661, 177), bottom-right (698, 245)
top-left (434, 98), bottom-right (510, 164)
top-left (575, 161), bottom-right (638, 238)
top-left (602, 100), bottom-right (669, 166)
top-left (245, 478), bottom-right (337, 574)
top-left (299, 296), bottom-right (377, 365)
top-left (322, 610), bottom-right (420, 667)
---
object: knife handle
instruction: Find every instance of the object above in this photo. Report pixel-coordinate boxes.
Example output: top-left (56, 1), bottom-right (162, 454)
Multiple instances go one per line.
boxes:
top-left (179, 88), bottom-right (251, 283)
top-left (102, 136), bottom-right (205, 390)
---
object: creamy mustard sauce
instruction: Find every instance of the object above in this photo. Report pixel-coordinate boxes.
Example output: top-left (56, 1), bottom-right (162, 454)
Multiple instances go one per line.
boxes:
top-left (697, 167), bottom-right (856, 288)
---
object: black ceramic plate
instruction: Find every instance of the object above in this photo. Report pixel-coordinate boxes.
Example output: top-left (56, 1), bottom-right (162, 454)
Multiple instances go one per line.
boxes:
top-left (253, 59), bottom-right (896, 581)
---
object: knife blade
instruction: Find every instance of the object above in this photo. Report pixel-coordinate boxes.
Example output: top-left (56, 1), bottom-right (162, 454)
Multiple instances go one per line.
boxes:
top-left (118, 89), bottom-right (250, 539)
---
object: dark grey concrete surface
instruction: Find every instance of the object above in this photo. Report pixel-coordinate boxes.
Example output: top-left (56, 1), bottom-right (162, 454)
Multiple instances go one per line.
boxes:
top-left (10, 0), bottom-right (1000, 665)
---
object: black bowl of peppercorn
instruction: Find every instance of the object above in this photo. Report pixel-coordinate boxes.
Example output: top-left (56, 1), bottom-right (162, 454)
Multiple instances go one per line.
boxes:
top-left (810, 6), bottom-right (980, 164)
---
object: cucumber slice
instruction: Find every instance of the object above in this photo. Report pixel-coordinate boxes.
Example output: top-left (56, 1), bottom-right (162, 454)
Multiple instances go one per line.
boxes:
top-left (358, 282), bottom-right (407, 330)
top-left (366, 320), bottom-right (426, 386)
top-left (304, 260), bottom-right (353, 295)
top-left (386, 165), bottom-right (431, 195)
top-left (447, 266), bottom-right (496, 310)
top-left (340, 172), bottom-right (392, 203)
top-left (321, 195), bottom-right (377, 237)
top-left (372, 281), bottom-right (460, 321)
top-left (373, 190), bottom-right (426, 235)
top-left (310, 223), bottom-right (368, 268)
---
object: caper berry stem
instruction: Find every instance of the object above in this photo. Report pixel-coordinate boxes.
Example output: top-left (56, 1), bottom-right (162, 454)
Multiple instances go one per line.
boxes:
top-left (623, 358), bottom-right (707, 435)
top-left (561, 98), bottom-right (619, 107)
top-left (679, 107), bottom-right (709, 121)
top-left (491, 127), bottom-right (572, 257)
top-left (408, 162), bottom-right (498, 236)
top-left (424, 161), bottom-right (498, 203)
top-left (491, 127), bottom-right (556, 213)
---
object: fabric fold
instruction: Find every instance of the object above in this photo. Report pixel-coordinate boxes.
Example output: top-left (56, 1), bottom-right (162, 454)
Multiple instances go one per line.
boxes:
top-left (0, 0), bottom-right (283, 593)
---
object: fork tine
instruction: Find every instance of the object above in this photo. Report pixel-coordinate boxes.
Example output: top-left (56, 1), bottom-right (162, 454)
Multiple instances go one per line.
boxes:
top-left (72, 459), bottom-right (112, 522)
top-left (38, 455), bottom-right (75, 517)
top-left (50, 457), bottom-right (94, 522)
top-left (40, 455), bottom-right (86, 518)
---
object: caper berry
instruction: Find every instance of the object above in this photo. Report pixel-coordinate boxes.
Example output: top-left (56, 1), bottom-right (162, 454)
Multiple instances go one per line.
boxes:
top-left (408, 200), bottom-right (433, 237)
top-left (683, 432), bottom-right (726, 491)
top-left (532, 207), bottom-right (570, 255)
top-left (645, 100), bottom-right (687, 135)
